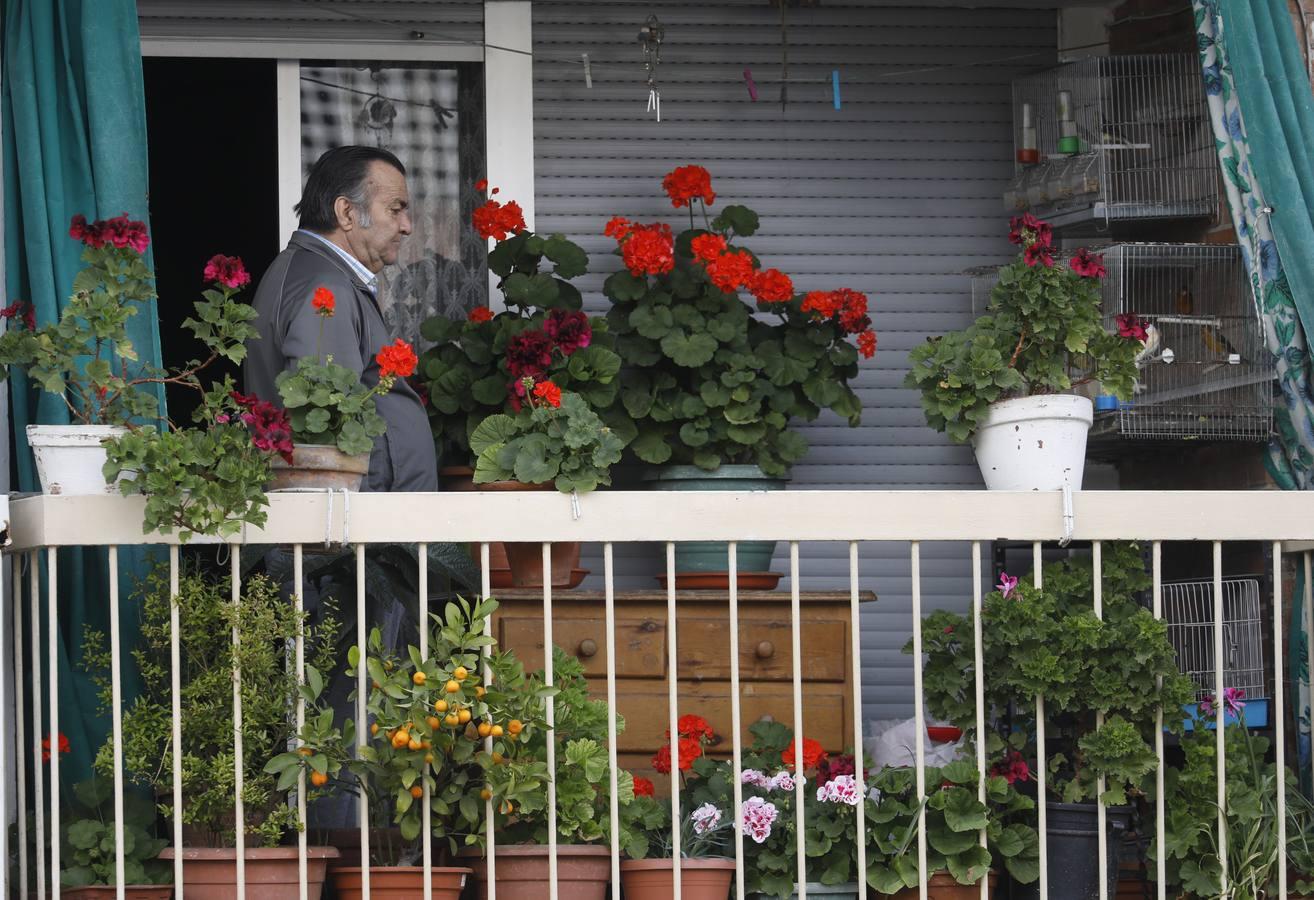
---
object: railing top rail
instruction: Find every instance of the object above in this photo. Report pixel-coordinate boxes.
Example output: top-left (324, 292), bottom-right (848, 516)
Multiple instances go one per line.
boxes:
top-left (5, 490), bottom-right (1314, 550)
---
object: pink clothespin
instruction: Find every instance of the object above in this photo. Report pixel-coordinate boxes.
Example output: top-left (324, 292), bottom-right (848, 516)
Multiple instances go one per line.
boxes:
top-left (743, 68), bottom-right (758, 101)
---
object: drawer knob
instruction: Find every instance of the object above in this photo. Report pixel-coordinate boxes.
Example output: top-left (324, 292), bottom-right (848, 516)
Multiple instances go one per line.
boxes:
top-left (755, 640), bottom-right (775, 659)
top-left (577, 638), bottom-right (598, 658)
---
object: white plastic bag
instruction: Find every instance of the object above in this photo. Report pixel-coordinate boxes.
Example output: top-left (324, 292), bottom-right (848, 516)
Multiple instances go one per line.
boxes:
top-left (865, 717), bottom-right (965, 772)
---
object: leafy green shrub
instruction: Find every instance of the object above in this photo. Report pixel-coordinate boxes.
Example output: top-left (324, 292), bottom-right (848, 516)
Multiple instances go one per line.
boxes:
top-left (60, 776), bottom-right (170, 888)
top-left (86, 564), bottom-right (338, 847)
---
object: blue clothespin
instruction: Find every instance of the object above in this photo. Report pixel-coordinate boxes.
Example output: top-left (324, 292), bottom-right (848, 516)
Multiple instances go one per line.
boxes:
top-left (832, 70), bottom-right (841, 110)
top-left (744, 68), bottom-right (758, 101)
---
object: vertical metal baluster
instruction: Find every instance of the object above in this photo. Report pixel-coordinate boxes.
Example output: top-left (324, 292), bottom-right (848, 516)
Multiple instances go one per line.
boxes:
top-left (603, 543), bottom-right (620, 895)
top-left (356, 543), bottom-right (370, 896)
top-left (729, 542), bottom-right (745, 900)
top-left (850, 542), bottom-right (868, 899)
top-left (295, 544), bottom-right (308, 900)
top-left (544, 542), bottom-right (558, 900)
top-left (419, 542), bottom-right (432, 900)
top-left (790, 542), bottom-right (806, 900)
top-left (1093, 543), bottom-right (1106, 900)
top-left (1, 548), bottom-right (7, 899)
top-left (231, 553), bottom-right (245, 897)
top-left (12, 554), bottom-right (27, 900)
top-left (1274, 542), bottom-right (1287, 899)
top-left (1033, 542), bottom-right (1047, 900)
top-left (665, 541), bottom-right (681, 899)
top-left (480, 543), bottom-right (496, 900)
top-left (911, 541), bottom-right (928, 900)
top-left (1153, 542), bottom-right (1165, 900)
top-left (972, 542), bottom-right (987, 900)
top-left (169, 547), bottom-right (183, 899)
top-left (47, 546), bottom-right (58, 900)
top-left (30, 550), bottom-right (43, 900)
top-left (1213, 542), bottom-right (1227, 892)
top-left (109, 547), bottom-right (126, 900)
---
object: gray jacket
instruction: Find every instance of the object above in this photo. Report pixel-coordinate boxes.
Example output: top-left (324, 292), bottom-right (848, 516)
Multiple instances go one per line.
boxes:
top-left (245, 232), bottom-right (438, 492)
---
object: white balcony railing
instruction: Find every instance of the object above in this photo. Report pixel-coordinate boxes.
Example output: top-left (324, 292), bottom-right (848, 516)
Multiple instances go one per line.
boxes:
top-left (4, 489), bottom-right (1314, 900)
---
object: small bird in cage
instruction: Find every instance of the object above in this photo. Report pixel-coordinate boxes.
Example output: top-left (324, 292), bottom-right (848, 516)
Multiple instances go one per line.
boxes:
top-left (1201, 323), bottom-right (1242, 367)
top-left (1131, 323), bottom-right (1164, 395)
top-left (1174, 285), bottom-right (1194, 315)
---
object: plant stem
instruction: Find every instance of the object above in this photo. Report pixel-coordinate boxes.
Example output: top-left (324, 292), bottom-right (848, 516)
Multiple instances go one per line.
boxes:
top-left (1007, 329), bottom-right (1027, 369)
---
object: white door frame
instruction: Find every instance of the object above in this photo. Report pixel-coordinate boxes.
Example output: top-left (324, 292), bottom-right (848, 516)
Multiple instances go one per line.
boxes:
top-left (141, 0), bottom-right (535, 304)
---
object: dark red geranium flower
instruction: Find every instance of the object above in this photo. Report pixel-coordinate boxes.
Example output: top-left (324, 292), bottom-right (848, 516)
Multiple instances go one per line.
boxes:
top-left (203, 254), bottom-right (251, 290)
top-left (506, 329), bottom-right (554, 379)
top-left (544, 308), bottom-right (592, 355)
top-left (1069, 248), bottom-right (1106, 279)
top-left (1116, 312), bottom-right (1149, 342)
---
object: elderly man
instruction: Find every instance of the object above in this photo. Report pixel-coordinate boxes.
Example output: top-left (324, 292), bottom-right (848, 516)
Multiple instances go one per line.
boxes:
top-left (246, 145), bottom-right (437, 491)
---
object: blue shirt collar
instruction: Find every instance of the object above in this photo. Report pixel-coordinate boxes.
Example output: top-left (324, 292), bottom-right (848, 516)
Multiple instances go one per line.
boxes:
top-left (297, 229), bottom-right (379, 294)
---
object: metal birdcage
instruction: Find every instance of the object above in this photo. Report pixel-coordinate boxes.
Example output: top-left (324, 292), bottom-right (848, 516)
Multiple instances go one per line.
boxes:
top-left (1101, 243), bottom-right (1274, 441)
top-left (1005, 54), bottom-right (1218, 233)
top-left (1161, 576), bottom-right (1267, 713)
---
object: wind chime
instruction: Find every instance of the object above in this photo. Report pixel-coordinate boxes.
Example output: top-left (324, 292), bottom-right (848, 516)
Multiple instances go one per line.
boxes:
top-left (638, 14), bottom-right (665, 122)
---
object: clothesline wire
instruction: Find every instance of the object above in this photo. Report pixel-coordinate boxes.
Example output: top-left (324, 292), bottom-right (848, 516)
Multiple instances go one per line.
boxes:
top-left (287, 0), bottom-right (1054, 82)
top-left (299, 74), bottom-right (455, 115)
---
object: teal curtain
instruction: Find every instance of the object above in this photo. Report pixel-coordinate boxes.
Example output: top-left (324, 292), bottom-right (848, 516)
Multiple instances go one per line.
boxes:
top-left (3, 0), bottom-right (162, 784)
top-left (1193, 0), bottom-right (1314, 789)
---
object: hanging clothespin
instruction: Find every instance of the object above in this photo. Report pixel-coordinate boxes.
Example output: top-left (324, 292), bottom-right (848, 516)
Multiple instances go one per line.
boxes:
top-left (744, 68), bottom-right (758, 101)
top-left (832, 70), bottom-right (842, 110)
top-left (570, 490), bottom-right (582, 521)
top-left (583, 53), bottom-right (593, 89)
top-left (639, 15), bottom-right (665, 122)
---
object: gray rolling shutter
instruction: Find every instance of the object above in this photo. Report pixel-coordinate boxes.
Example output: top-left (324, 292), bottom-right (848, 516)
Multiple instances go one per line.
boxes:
top-left (136, 1), bottom-right (484, 45)
top-left (533, 2), bottom-right (1056, 721)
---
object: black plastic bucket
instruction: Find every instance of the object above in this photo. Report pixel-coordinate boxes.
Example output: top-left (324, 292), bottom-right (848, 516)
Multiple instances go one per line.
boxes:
top-left (1013, 802), bottom-right (1131, 900)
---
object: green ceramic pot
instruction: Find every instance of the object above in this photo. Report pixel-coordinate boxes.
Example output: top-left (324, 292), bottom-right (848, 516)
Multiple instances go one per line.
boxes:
top-left (643, 465), bottom-right (788, 574)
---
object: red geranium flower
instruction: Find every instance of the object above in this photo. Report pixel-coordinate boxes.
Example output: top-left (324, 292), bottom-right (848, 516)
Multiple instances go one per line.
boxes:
top-left (1069, 248), bottom-right (1106, 279)
top-left (633, 776), bottom-right (656, 798)
top-left (749, 268), bottom-right (795, 304)
top-left (42, 732), bottom-right (71, 762)
top-left (1023, 242), bottom-right (1054, 269)
top-left (652, 736), bottom-right (704, 774)
top-left (472, 198), bottom-right (526, 242)
top-left (604, 216), bottom-right (634, 242)
top-left (677, 714), bottom-right (714, 740)
top-left (620, 223), bottom-right (675, 278)
top-left (661, 165), bottom-right (716, 209)
top-left (376, 339), bottom-right (418, 379)
top-left (544, 309), bottom-right (592, 355)
top-left (531, 379), bottom-right (562, 408)
top-left (474, 178), bottom-right (488, 193)
top-left (781, 737), bottom-right (827, 772)
top-left (312, 286), bottom-right (335, 317)
top-left (1, 300), bottom-right (34, 330)
top-left (1008, 213), bottom-right (1052, 250)
top-left (802, 291), bottom-right (842, 320)
top-left (203, 254), bottom-right (251, 290)
top-left (101, 215), bottom-right (151, 254)
top-left (857, 330), bottom-right (877, 359)
top-left (468, 306), bottom-right (493, 324)
top-left (690, 233), bottom-right (728, 263)
top-left (705, 248), bottom-right (755, 293)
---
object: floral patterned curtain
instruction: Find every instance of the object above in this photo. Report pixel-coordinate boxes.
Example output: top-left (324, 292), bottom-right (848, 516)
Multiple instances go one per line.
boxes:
top-left (1194, 0), bottom-right (1314, 789)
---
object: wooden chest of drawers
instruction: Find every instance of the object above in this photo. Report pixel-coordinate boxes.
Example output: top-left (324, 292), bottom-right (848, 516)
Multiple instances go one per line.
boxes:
top-left (493, 589), bottom-right (876, 782)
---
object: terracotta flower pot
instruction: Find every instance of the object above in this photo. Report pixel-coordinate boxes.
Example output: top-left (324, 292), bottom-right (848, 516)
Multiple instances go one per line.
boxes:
top-left (876, 870), bottom-right (997, 899)
top-left (459, 844), bottom-right (611, 900)
top-left (621, 857), bottom-right (736, 900)
top-left (158, 845), bottom-right (338, 899)
top-left (475, 480), bottom-right (587, 588)
top-left (61, 887), bottom-right (173, 900)
top-left (443, 466), bottom-right (515, 576)
top-left (328, 865), bottom-right (471, 900)
top-left (269, 443), bottom-right (369, 491)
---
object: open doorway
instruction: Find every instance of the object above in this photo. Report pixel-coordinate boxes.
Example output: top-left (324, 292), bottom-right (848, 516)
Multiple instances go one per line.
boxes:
top-left (143, 57), bottom-right (279, 422)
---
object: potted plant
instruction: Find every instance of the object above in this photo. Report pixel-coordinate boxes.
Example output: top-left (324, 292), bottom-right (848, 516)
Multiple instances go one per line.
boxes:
top-left (419, 184), bottom-right (630, 585)
top-left (272, 595), bottom-right (551, 900)
top-left (905, 214), bottom-right (1140, 490)
top-left (270, 286), bottom-right (417, 489)
top-left (864, 759), bottom-right (1040, 899)
top-left (455, 647), bottom-right (639, 900)
top-left (620, 714), bottom-right (736, 900)
top-left (913, 543), bottom-right (1197, 900)
top-left (0, 215), bottom-right (263, 499)
top-left (1152, 693), bottom-right (1314, 899)
top-left (601, 165), bottom-right (875, 582)
top-left (59, 776), bottom-right (172, 899)
top-left (469, 378), bottom-right (625, 587)
top-left (85, 563), bottom-right (341, 896)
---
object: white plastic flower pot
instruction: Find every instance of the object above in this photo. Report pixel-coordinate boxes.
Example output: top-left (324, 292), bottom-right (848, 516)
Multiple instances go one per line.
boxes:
top-left (26, 424), bottom-right (129, 496)
top-left (970, 394), bottom-right (1093, 491)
